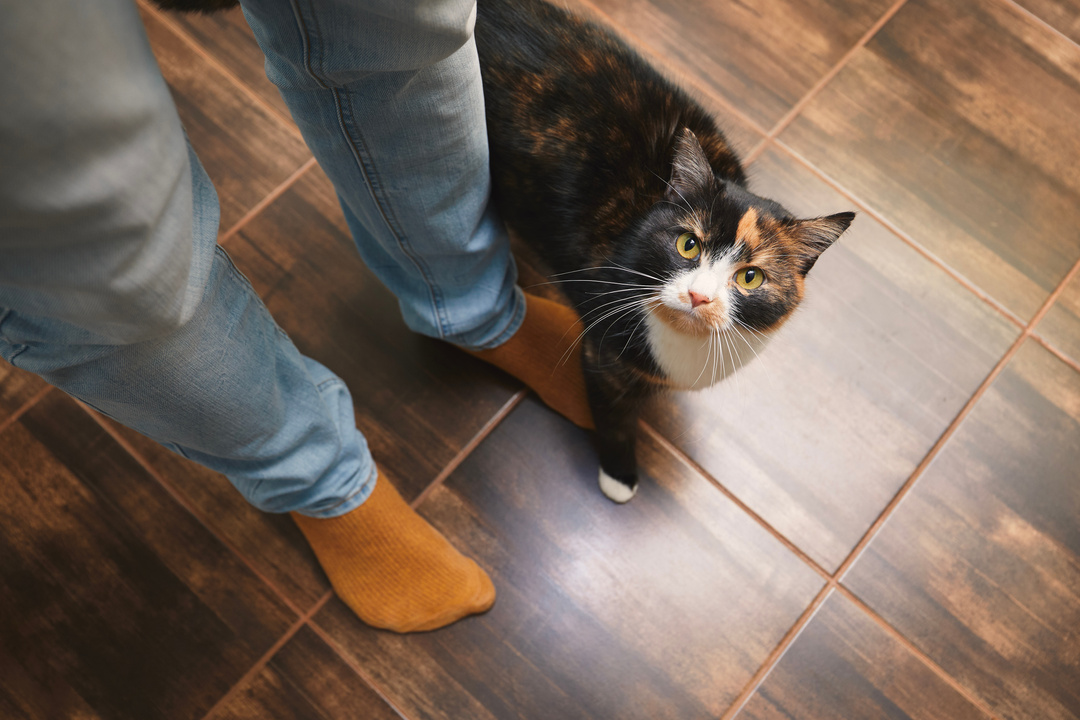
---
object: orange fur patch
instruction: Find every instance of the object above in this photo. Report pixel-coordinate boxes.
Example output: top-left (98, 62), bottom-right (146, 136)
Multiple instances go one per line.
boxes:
top-left (736, 207), bottom-right (760, 249)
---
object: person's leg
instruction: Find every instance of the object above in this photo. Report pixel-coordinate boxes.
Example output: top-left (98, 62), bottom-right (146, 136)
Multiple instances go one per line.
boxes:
top-left (240, 0), bottom-right (593, 428)
top-left (0, 0), bottom-right (491, 632)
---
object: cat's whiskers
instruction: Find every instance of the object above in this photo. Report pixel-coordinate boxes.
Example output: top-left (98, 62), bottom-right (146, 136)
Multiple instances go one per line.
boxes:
top-left (711, 325), bottom-right (721, 388)
top-left (531, 278), bottom-right (656, 291)
top-left (690, 328), bottom-right (715, 389)
top-left (721, 325), bottom-right (744, 401)
top-left (649, 169), bottom-right (695, 217)
top-left (546, 264), bottom-right (665, 284)
top-left (617, 298), bottom-right (663, 361)
top-left (732, 318), bottom-right (779, 395)
top-left (585, 296), bottom-right (661, 365)
top-left (578, 290), bottom-right (655, 323)
top-left (556, 293), bottom-right (660, 370)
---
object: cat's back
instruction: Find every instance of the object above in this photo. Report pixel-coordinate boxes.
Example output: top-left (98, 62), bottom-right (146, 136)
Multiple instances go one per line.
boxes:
top-left (475, 0), bottom-right (701, 246)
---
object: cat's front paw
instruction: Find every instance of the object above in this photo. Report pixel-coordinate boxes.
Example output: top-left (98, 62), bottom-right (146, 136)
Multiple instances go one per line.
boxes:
top-left (598, 467), bottom-right (638, 503)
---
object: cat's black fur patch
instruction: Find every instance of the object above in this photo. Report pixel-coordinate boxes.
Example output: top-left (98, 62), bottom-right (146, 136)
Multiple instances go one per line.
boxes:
top-left (477, 0), bottom-right (852, 499)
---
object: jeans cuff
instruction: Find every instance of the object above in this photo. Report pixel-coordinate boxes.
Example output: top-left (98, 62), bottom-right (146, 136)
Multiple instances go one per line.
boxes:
top-left (452, 285), bottom-right (526, 351)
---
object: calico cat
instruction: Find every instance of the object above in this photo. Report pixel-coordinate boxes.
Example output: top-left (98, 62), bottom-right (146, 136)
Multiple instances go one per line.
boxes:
top-left (154, 0), bottom-right (853, 504)
top-left (476, 0), bottom-right (853, 502)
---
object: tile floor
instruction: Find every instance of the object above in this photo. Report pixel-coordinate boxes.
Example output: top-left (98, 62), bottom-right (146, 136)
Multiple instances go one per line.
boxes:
top-left (2, 0), bottom-right (1079, 718)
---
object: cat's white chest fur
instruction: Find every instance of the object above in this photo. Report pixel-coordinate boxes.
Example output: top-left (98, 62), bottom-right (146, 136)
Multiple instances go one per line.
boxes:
top-left (643, 313), bottom-right (769, 390)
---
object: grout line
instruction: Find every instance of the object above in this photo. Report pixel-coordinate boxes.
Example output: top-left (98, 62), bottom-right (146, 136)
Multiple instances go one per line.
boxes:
top-left (201, 591), bottom-right (332, 720)
top-left (773, 140), bottom-right (1028, 328)
top-left (78, 401), bottom-right (310, 619)
top-left (573, 0), bottom-right (770, 140)
top-left (219, 157), bottom-right (318, 244)
top-left (833, 336), bottom-right (1022, 579)
top-left (719, 585), bottom-right (834, 720)
top-left (1002, 0), bottom-right (1080, 52)
top-left (0, 385), bottom-right (53, 438)
top-left (1030, 334), bottom-right (1080, 375)
top-left (742, 138), bottom-right (771, 168)
top-left (836, 586), bottom-right (1002, 719)
top-left (708, 246), bottom-right (1080, 717)
top-left (759, 0), bottom-right (909, 144)
top-left (641, 420), bottom-right (831, 581)
top-left (306, 612), bottom-right (414, 720)
top-left (410, 389), bottom-right (529, 509)
top-left (140, 0), bottom-right (304, 139)
top-left (1025, 249), bottom-right (1080, 331)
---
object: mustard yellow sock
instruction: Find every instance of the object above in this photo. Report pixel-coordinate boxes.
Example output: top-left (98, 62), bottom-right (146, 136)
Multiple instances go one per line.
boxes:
top-left (467, 293), bottom-right (594, 429)
top-left (291, 475), bottom-right (495, 633)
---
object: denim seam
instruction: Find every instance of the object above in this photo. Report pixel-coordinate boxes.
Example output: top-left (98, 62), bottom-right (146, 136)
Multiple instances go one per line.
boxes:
top-left (214, 246), bottom-right (291, 341)
top-left (280, 0), bottom-right (452, 340)
top-left (287, 0), bottom-right (328, 89)
top-left (0, 309), bottom-right (30, 365)
top-left (335, 88), bottom-right (452, 338)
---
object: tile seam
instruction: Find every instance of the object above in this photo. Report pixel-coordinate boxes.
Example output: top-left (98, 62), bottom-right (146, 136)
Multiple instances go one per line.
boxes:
top-left (810, 254), bottom-right (1080, 716)
top-left (0, 385), bottom-right (52, 438)
top-left (1001, 0), bottom-right (1080, 51)
top-left (219, 157), bottom-right (318, 244)
top-left (759, 0), bottom-right (910, 144)
top-left (697, 217), bottom-right (1080, 720)
top-left (410, 388), bottom-right (528, 510)
top-left (773, 140), bottom-right (1028, 327)
top-left (836, 586), bottom-right (1003, 719)
top-left (1029, 334), bottom-right (1080, 375)
top-left (140, 0), bottom-right (304, 139)
top-left (719, 585), bottom-right (834, 720)
top-left (573, 0), bottom-right (770, 139)
top-left (640, 420), bottom-right (832, 581)
top-left (201, 591), bottom-right (332, 720)
top-left (77, 401), bottom-right (311, 619)
top-left (833, 336), bottom-right (1023, 581)
top-left (305, 615), bottom-right (415, 720)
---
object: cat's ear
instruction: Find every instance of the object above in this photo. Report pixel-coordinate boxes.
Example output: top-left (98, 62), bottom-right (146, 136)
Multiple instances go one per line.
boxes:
top-left (667, 127), bottom-right (714, 200)
top-left (791, 212), bottom-right (855, 274)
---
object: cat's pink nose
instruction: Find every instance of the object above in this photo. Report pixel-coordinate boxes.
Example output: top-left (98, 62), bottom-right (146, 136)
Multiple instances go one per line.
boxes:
top-left (689, 291), bottom-right (712, 308)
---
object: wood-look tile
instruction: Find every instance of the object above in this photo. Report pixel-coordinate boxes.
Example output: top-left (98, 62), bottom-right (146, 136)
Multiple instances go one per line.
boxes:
top-left (152, 3), bottom-right (292, 120)
top-left (1036, 270), bottom-right (1080, 367)
top-left (844, 340), bottom-right (1080, 720)
top-left (780, 0), bottom-right (1080, 320)
top-left (737, 592), bottom-right (991, 720)
top-left (583, 0), bottom-right (894, 129)
top-left (97, 415), bottom-right (331, 611)
top-left (215, 626), bottom-right (400, 720)
top-left (0, 360), bottom-right (47, 426)
top-left (139, 5), bottom-right (310, 232)
top-left (644, 146), bottom-right (1018, 571)
top-left (314, 396), bottom-right (824, 720)
top-left (552, 0), bottom-right (766, 156)
top-left (0, 392), bottom-right (294, 720)
top-left (1015, 0), bottom-right (1080, 44)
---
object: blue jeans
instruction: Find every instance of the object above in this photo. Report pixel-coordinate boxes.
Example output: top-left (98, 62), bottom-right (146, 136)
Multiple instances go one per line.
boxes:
top-left (0, 0), bottom-right (524, 517)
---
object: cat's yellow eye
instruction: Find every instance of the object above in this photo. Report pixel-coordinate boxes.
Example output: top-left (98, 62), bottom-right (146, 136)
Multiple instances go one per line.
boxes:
top-left (676, 232), bottom-right (701, 260)
top-left (735, 267), bottom-right (765, 290)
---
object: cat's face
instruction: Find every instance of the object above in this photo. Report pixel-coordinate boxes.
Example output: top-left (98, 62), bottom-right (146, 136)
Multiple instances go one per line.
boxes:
top-left (621, 129), bottom-right (853, 388)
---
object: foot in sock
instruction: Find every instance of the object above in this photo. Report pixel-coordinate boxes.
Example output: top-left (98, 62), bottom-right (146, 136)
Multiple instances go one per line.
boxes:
top-left (466, 292), bottom-right (594, 429)
top-left (292, 474), bottom-right (495, 633)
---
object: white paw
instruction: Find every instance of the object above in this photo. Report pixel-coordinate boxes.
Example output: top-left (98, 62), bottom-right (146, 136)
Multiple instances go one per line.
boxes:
top-left (599, 468), bottom-right (637, 503)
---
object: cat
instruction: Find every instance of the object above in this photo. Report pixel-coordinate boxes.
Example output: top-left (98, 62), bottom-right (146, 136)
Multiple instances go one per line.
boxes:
top-left (152, 0), bottom-right (854, 503)
top-left (475, 0), bottom-right (853, 502)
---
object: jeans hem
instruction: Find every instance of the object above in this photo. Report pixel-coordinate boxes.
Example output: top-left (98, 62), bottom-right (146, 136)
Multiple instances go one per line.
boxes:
top-left (293, 458), bottom-right (377, 519)
top-left (452, 284), bottom-right (526, 351)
